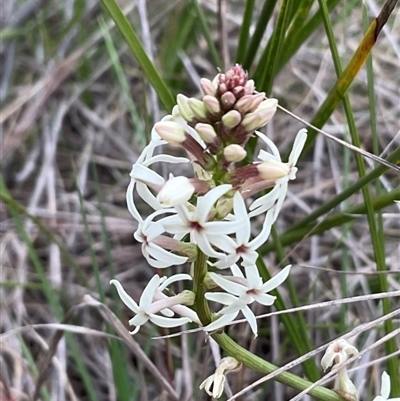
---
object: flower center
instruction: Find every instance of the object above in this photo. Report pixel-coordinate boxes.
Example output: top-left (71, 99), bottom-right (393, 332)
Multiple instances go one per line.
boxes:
top-left (189, 220), bottom-right (204, 232)
top-left (236, 244), bottom-right (249, 255)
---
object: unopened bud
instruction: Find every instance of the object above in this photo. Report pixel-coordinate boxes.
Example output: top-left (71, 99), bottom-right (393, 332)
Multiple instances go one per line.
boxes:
top-left (188, 98), bottom-right (207, 120)
top-left (244, 79), bottom-right (255, 95)
top-left (241, 97), bottom-right (277, 131)
top-left (200, 78), bottom-right (217, 96)
top-left (256, 99), bottom-right (278, 127)
top-left (157, 176), bottom-right (195, 207)
top-left (195, 123), bottom-right (217, 143)
top-left (235, 93), bottom-right (265, 114)
top-left (222, 110), bottom-right (241, 130)
top-left (177, 94), bottom-right (195, 121)
top-left (257, 159), bottom-right (290, 180)
top-left (154, 121), bottom-right (186, 145)
top-left (223, 144), bottom-right (247, 162)
top-left (220, 91), bottom-right (236, 109)
top-left (203, 95), bottom-right (221, 115)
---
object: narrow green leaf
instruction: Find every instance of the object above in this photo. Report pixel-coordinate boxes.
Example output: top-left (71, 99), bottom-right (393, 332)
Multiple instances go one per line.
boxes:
top-left (256, 0), bottom-right (294, 94)
top-left (261, 188), bottom-right (400, 252)
top-left (101, 0), bottom-right (175, 111)
top-left (303, 0), bottom-right (398, 153)
top-left (190, 0), bottom-right (222, 68)
top-left (99, 17), bottom-right (144, 144)
top-left (289, 147), bottom-right (400, 232)
top-left (242, 0), bottom-right (278, 69)
top-left (236, 0), bottom-right (256, 64)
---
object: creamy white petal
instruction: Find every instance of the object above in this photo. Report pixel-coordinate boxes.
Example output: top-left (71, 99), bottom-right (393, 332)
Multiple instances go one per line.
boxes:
top-left (255, 131), bottom-right (281, 160)
top-left (213, 254), bottom-right (238, 269)
top-left (252, 293), bottom-right (276, 306)
top-left (320, 352), bottom-right (336, 371)
top-left (207, 234), bottom-right (237, 254)
top-left (195, 184), bottom-right (232, 223)
top-left (381, 371), bottom-right (391, 400)
top-left (205, 292), bottom-right (239, 306)
top-left (193, 231), bottom-right (227, 259)
top-left (160, 308), bottom-right (175, 317)
top-left (248, 209), bottom-right (274, 250)
top-left (158, 273), bottom-right (193, 292)
top-left (241, 305), bottom-right (258, 337)
top-left (243, 264), bottom-right (263, 288)
top-left (147, 242), bottom-right (188, 266)
top-left (261, 265), bottom-right (291, 293)
top-left (129, 313), bottom-right (149, 328)
top-left (229, 263), bottom-right (244, 278)
top-left (126, 180), bottom-right (142, 222)
top-left (204, 312), bottom-right (238, 332)
top-left (233, 192), bottom-right (251, 245)
top-left (131, 163), bottom-right (165, 187)
top-left (288, 129), bottom-right (307, 166)
top-left (136, 182), bottom-right (161, 211)
top-left (139, 275), bottom-right (160, 310)
top-left (144, 154), bottom-right (189, 165)
top-left (204, 220), bottom-right (240, 235)
top-left (248, 184), bottom-right (281, 217)
top-left (208, 273), bottom-right (246, 297)
top-left (110, 279), bottom-right (140, 313)
top-left (150, 315), bottom-right (191, 328)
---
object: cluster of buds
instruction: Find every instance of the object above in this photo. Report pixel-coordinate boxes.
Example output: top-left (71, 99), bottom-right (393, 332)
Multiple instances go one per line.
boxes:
top-left (111, 65), bottom-right (308, 398)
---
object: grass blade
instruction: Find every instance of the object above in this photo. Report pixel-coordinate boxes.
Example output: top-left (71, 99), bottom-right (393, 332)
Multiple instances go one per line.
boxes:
top-left (101, 0), bottom-right (175, 111)
top-left (303, 0), bottom-right (399, 153)
top-left (236, 0), bottom-right (256, 64)
top-left (242, 0), bottom-right (278, 69)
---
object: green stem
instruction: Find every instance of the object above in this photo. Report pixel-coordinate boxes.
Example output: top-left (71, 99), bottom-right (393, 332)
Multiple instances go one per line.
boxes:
top-left (193, 249), bottom-right (344, 401)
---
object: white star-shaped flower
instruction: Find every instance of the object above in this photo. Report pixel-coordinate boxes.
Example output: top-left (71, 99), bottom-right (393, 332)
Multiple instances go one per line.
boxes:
top-left (163, 184), bottom-right (239, 258)
top-left (133, 209), bottom-right (188, 268)
top-left (373, 371), bottom-right (400, 401)
top-left (209, 192), bottom-right (274, 268)
top-left (249, 128), bottom-right (307, 218)
top-left (110, 274), bottom-right (195, 335)
top-left (127, 149), bottom-right (189, 222)
top-left (204, 264), bottom-right (291, 336)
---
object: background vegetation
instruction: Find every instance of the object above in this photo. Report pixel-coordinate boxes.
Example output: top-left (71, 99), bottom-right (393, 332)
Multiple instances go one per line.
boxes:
top-left (1, 0), bottom-right (399, 400)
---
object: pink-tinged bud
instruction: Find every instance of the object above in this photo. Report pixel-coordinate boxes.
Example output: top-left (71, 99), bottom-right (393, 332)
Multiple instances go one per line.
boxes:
top-left (195, 123), bottom-right (217, 143)
top-left (157, 176), bottom-right (195, 207)
top-left (244, 79), bottom-right (255, 95)
top-left (232, 85), bottom-right (245, 98)
top-left (223, 144), bottom-right (247, 162)
top-left (220, 91), bottom-right (236, 109)
top-left (177, 94), bottom-right (195, 121)
top-left (241, 98), bottom-right (277, 132)
top-left (200, 78), bottom-right (217, 96)
top-left (235, 93), bottom-right (265, 114)
top-left (257, 159), bottom-right (290, 180)
top-left (203, 95), bottom-right (221, 115)
top-left (241, 112), bottom-right (261, 132)
top-left (188, 98), bottom-right (207, 120)
top-left (257, 98), bottom-right (278, 114)
top-left (222, 110), bottom-right (242, 130)
top-left (154, 121), bottom-right (186, 145)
